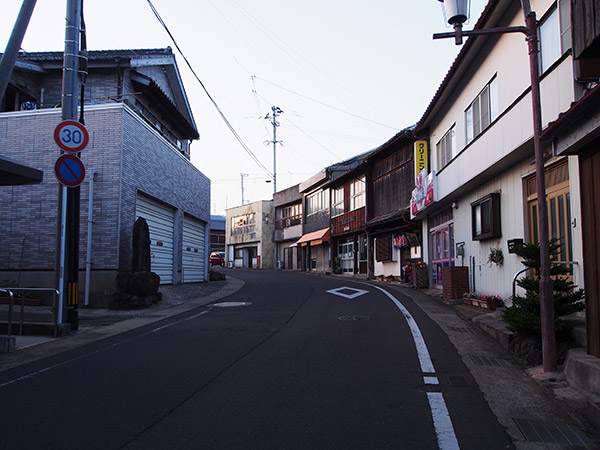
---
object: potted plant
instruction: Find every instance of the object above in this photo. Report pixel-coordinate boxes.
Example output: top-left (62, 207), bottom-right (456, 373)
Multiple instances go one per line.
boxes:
top-left (333, 257), bottom-right (342, 274)
top-left (488, 247), bottom-right (504, 266)
top-left (463, 292), bottom-right (504, 310)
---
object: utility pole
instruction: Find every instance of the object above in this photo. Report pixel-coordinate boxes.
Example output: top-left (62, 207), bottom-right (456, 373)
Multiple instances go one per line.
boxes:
top-left (57, 0), bottom-right (83, 330)
top-left (264, 106), bottom-right (283, 194)
top-left (0, 0), bottom-right (37, 107)
top-left (240, 173), bottom-right (248, 205)
top-left (264, 106), bottom-right (283, 270)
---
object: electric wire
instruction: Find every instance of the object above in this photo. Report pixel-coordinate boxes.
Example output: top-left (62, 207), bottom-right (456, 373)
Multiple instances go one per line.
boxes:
top-left (255, 76), bottom-right (401, 131)
top-left (146, 0), bottom-right (273, 179)
top-left (228, 0), bottom-right (404, 126)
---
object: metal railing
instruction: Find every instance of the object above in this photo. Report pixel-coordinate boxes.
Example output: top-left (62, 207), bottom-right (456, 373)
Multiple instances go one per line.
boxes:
top-left (511, 261), bottom-right (578, 299)
top-left (1, 287), bottom-right (60, 337)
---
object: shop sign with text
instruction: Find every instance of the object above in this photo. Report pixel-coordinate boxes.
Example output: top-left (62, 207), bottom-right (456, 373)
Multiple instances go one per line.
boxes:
top-left (410, 169), bottom-right (437, 218)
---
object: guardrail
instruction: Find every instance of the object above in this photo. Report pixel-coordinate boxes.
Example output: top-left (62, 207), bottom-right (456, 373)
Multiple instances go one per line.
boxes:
top-left (0, 287), bottom-right (60, 337)
top-left (511, 261), bottom-right (578, 299)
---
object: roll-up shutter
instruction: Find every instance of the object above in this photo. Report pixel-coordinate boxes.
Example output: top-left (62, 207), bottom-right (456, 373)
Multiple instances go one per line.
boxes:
top-left (136, 194), bottom-right (175, 284)
top-left (182, 215), bottom-right (207, 282)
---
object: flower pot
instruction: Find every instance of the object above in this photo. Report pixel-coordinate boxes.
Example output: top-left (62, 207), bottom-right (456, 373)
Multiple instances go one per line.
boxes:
top-left (464, 297), bottom-right (503, 310)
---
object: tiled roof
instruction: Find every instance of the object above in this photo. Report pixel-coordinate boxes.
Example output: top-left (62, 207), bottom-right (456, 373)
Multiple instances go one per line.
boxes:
top-left (15, 47), bottom-right (174, 62)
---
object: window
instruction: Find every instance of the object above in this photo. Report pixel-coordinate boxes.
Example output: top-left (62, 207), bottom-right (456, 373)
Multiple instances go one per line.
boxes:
top-left (278, 203), bottom-right (301, 220)
top-left (350, 176), bottom-right (365, 210)
top-left (526, 161), bottom-right (572, 264)
top-left (375, 233), bottom-right (392, 262)
top-left (331, 187), bottom-right (344, 217)
top-left (231, 213), bottom-right (255, 235)
top-left (471, 193), bottom-right (501, 240)
top-left (465, 77), bottom-right (498, 144)
top-left (436, 125), bottom-right (456, 170)
top-left (539, 6), bottom-right (561, 73)
top-left (306, 190), bottom-right (329, 215)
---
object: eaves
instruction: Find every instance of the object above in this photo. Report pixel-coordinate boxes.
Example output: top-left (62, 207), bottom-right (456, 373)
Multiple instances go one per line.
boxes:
top-left (415, 0), bottom-right (513, 136)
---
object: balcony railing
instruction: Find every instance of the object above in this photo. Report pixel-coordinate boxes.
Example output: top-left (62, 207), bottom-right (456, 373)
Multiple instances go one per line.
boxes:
top-left (275, 214), bottom-right (302, 230)
top-left (231, 224), bottom-right (256, 235)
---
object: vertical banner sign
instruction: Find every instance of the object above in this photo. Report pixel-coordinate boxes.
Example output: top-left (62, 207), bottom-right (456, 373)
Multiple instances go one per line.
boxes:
top-left (414, 140), bottom-right (428, 182)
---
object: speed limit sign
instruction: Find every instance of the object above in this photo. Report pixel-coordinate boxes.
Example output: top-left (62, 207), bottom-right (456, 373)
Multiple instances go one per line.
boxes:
top-left (54, 120), bottom-right (89, 153)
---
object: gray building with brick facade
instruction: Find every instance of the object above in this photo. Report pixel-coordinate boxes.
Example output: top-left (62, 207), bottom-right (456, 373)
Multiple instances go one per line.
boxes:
top-left (0, 48), bottom-right (210, 306)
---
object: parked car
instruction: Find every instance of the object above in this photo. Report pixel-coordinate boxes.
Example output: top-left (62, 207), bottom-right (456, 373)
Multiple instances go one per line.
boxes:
top-left (210, 251), bottom-right (225, 267)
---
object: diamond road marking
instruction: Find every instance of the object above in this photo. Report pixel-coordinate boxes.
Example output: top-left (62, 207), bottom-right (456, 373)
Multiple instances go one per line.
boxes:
top-left (326, 287), bottom-right (369, 299)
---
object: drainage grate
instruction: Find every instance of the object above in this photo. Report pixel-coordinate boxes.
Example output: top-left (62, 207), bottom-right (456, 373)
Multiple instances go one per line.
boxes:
top-left (422, 307), bottom-right (454, 315)
top-left (448, 326), bottom-right (476, 333)
top-left (338, 315), bottom-right (371, 322)
top-left (513, 418), bottom-right (596, 447)
top-left (447, 375), bottom-right (469, 386)
top-left (470, 355), bottom-right (513, 368)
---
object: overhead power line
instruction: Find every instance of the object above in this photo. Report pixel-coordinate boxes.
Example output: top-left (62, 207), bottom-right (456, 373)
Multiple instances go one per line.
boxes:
top-left (254, 77), bottom-right (401, 131)
top-left (146, 0), bottom-right (273, 178)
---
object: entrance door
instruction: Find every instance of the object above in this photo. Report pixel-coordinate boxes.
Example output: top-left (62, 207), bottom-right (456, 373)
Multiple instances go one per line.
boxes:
top-left (430, 220), bottom-right (454, 288)
top-left (338, 239), bottom-right (354, 275)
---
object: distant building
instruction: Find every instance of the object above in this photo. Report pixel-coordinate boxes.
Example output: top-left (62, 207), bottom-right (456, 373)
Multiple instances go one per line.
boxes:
top-left (0, 48), bottom-right (210, 306)
top-left (297, 153), bottom-right (371, 273)
top-left (209, 215), bottom-right (226, 253)
top-left (273, 184), bottom-right (303, 270)
top-left (225, 200), bottom-right (274, 269)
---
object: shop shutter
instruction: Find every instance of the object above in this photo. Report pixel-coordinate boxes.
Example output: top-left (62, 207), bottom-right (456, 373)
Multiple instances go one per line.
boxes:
top-left (182, 215), bottom-right (207, 282)
top-left (136, 194), bottom-right (175, 284)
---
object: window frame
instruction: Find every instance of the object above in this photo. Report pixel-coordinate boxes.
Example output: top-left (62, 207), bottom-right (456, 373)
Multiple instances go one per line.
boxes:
top-left (331, 186), bottom-right (345, 217)
top-left (436, 125), bottom-right (456, 170)
top-left (538, 4), bottom-right (561, 74)
top-left (471, 193), bottom-right (502, 241)
top-left (306, 190), bottom-right (329, 216)
top-left (350, 176), bottom-right (365, 211)
top-left (465, 76), bottom-right (498, 145)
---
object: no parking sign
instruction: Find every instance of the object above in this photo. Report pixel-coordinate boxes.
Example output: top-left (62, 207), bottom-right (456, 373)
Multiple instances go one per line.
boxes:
top-left (54, 154), bottom-right (86, 187)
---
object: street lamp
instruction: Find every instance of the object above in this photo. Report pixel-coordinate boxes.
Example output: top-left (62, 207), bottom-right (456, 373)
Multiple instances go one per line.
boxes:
top-left (433, 0), bottom-right (557, 372)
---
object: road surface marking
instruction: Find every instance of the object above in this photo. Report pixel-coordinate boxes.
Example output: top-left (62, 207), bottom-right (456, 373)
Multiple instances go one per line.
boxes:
top-left (326, 287), bottom-right (369, 299)
top-left (367, 284), bottom-right (460, 450)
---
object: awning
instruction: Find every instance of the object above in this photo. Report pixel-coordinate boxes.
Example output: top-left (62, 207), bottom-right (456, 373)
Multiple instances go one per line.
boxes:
top-left (296, 228), bottom-right (330, 247)
top-left (0, 156), bottom-right (43, 185)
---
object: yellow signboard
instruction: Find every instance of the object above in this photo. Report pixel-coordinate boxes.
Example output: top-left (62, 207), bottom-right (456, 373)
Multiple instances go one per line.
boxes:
top-left (414, 140), bottom-right (428, 179)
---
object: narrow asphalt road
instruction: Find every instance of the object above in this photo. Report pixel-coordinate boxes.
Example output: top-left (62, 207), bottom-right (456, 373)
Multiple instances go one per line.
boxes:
top-left (0, 269), bottom-right (513, 449)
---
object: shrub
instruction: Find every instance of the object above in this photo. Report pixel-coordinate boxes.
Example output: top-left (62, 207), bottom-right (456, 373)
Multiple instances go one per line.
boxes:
top-left (502, 240), bottom-right (584, 342)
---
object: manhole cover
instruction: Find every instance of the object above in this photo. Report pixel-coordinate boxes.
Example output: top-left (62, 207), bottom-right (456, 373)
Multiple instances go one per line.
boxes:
top-left (212, 302), bottom-right (252, 308)
top-left (338, 315), bottom-right (371, 321)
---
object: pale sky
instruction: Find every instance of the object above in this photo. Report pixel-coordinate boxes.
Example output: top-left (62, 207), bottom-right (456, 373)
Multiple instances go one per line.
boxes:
top-left (1, 0), bottom-right (487, 215)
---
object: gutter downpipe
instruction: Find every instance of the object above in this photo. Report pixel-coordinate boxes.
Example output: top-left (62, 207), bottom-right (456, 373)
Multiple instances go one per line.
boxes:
top-left (84, 170), bottom-right (96, 306)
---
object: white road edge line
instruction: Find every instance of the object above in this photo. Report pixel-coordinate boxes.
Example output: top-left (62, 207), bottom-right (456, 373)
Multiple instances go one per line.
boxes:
top-left (366, 283), bottom-right (460, 450)
top-left (369, 284), bottom-right (435, 373)
top-left (428, 392), bottom-right (461, 450)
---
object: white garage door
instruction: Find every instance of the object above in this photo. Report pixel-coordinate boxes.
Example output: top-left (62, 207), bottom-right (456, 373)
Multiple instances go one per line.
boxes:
top-left (136, 194), bottom-right (174, 284)
top-left (182, 215), bottom-right (207, 283)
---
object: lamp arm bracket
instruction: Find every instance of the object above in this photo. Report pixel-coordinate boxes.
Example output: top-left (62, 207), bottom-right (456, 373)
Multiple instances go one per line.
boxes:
top-left (433, 25), bottom-right (530, 41)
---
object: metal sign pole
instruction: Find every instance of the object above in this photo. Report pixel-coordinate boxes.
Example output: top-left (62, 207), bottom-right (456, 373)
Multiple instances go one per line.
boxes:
top-left (57, 0), bottom-right (82, 330)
